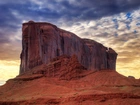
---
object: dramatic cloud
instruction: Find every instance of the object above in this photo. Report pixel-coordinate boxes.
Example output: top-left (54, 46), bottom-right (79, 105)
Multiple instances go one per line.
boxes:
top-left (60, 10), bottom-right (140, 78)
top-left (0, 0), bottom-right (140, 85)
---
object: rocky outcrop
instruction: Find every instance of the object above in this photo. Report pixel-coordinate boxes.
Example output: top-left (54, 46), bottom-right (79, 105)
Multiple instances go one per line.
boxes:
top-left (20, 21), bottom-right (117, 74)
top-left (128, 76), bottom-right (135, 79)
top-left (31, 55), bottom-right (87, 80)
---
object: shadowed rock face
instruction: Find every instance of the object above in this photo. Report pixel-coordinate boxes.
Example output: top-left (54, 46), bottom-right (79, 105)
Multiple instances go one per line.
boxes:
top-left (20, 21), bottom-right (117, 74)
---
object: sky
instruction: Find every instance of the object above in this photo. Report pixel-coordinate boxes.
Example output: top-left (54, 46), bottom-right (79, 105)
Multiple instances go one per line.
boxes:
top-left (0, 0), bottom-right (140, 85)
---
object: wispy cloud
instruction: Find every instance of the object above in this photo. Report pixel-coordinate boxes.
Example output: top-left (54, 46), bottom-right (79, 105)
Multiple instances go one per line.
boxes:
top-left (60, 10), bottom-right (140, 78)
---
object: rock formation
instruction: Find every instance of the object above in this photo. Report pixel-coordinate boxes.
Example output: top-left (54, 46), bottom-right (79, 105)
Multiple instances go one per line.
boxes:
top-left (1, 21), bottom-right (140, 105)
top-left (20, 21), bottom-right (117, 74)
top-left (32, 55), bottom-right (87, 80)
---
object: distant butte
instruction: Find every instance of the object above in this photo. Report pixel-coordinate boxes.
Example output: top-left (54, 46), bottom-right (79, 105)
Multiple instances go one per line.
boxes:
top-left (20, 21), bottom-right (117, 74)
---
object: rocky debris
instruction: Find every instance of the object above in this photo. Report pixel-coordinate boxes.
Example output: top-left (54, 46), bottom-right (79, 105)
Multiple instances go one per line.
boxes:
top-left (31, 55), bottom-right (87, 80)
top-left (58, 55), bottom-right (87, 80)
top-left (14, 74), bottom-right (43, 81)
top-left (69, 93), bottom-right (140, 102)
top-left (11, 54), bottom-right (140, 86)
top-left (1, 55), bottom-right (140, 105)
top-left (20, 21), bottom-right (117, 74)
top-left (0, 93), bottom-right (140, 105)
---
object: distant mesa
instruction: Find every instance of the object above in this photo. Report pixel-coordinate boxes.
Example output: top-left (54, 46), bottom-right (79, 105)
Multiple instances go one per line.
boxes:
top-left (28, 20), bottom-right (35, 23)
top-left (20, 21), bottom-right (117, 74)
top-left (128, 76), bottom-right (135, 79)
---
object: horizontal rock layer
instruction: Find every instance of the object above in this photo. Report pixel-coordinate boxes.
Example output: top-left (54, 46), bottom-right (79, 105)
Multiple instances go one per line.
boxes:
top-left (20, 21), bottom-right (117, 74)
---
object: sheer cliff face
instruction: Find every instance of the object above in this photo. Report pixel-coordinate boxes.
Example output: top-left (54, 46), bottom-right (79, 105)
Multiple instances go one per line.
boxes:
top-left (20, 21), bottom-right (117, 74)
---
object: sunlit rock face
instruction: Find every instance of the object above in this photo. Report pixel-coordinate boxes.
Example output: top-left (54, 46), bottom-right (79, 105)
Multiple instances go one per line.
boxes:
top-left (20, 21), bottom-right (117, 74)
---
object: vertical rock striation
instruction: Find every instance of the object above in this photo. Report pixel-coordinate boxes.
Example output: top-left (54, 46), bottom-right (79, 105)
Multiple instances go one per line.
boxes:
top-left (20, 21), bottom-right (117, 74)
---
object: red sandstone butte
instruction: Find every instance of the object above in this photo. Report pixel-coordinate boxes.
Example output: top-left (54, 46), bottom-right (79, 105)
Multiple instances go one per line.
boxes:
top-left (20, 21), bottom-right (117, 74)
top-left (0, 22), bottom-right (140, 104)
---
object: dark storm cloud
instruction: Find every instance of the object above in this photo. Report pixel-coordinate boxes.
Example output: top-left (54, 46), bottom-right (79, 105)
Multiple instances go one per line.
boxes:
top-left (59, 0), bottom-right (140, 20)
top-left (1, 0), bottom-right (140, 28)
top-left (0, 1), bottom-right (59, 43)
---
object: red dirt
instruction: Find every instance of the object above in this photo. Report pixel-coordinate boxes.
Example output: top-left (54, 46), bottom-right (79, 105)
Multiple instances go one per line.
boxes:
top-left (0, 56), bottom-right (140, 105)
